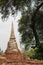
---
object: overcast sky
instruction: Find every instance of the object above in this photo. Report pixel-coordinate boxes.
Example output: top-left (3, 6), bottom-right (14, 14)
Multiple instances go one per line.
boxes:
top-left (0, 12), bottom-right (22, 52)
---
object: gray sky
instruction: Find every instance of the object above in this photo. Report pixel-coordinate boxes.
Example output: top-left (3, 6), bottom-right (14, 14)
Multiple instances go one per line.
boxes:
top-left (0, 12), bottom-right (21, 52)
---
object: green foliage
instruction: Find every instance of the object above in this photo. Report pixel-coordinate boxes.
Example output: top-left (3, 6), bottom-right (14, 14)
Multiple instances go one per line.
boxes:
top-left (0, 0), bottom-right (31, 18)
top-left (19, 15), bottom-right (33, 40)
top-left (27, 48), bottom-right (37, 59)
top-left (18, 14), bottom-right (34, 49)
top-left (18, 10), bottom-right (43, 49)
top-left (27, 46), bottom-right (43, 60)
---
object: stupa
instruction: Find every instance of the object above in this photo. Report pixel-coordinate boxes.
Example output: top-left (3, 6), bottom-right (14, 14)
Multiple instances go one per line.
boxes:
top-left (5, 22), bottom-right (23, 61)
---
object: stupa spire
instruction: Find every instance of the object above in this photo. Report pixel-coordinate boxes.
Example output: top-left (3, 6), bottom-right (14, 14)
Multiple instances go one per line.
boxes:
top-left (10, 22), bottom-right (15, 39)
top-left (7, 22), bottom-right (18, 51)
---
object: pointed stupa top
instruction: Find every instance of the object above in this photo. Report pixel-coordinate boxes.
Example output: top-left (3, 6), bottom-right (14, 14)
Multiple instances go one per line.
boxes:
top-left (7, 22), bottom-right (18, 51)
top-left (10, 22), bottom-right (15, 39)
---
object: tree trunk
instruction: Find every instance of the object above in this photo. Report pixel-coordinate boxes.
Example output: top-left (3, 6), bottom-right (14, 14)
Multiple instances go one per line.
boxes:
top-left (31, 25), bottom-right (40, 47)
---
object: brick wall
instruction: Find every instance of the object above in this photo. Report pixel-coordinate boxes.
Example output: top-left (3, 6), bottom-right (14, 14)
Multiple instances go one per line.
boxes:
top-left (0, 60), bottom-right (43, 65)
top-left (26, 60), bottom-right (43, 65)
top-left (0, 55), bottom-right (43, 65)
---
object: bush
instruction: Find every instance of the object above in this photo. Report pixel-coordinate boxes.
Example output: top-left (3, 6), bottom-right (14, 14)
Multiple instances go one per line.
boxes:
top-left (26, 47), bottom-right (43, 60)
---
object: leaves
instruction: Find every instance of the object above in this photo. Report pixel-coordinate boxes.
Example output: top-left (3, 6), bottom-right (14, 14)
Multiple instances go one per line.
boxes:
top-left (0, 0), bottom-right (31, 18)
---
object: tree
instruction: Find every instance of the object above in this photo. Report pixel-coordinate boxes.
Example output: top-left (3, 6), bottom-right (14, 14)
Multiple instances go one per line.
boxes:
top-left (31, 1), bottom-right (43, 47)
top-left (18, 1), bottom-right (43, 49)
